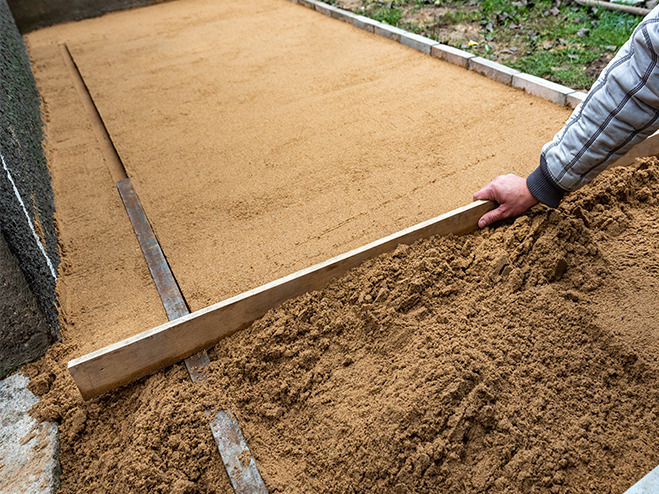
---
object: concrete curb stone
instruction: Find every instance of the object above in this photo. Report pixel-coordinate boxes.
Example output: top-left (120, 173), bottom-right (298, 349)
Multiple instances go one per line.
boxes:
top-left (350, 14), bottom-right (377, 33)
top-left (373, 23), bottom-right (407, 43)
top-left (567, 91), bottom-right (588, 109)
top-left (314, 2), bottom-right (340, 18)
top-left (513, 72), bottom-right (575, 106)
top-left (430, 44), bottom-right (475, 68)
top-left (399, 31), bottom-right (438, 54)
top-left (468, 56), bottom-right (520, 86)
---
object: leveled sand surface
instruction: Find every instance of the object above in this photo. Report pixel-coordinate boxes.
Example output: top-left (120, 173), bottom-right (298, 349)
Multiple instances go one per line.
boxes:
top-left (26, 0), bottom-right (570, 352)
top-left (21, 1), bottom-right (658, 492)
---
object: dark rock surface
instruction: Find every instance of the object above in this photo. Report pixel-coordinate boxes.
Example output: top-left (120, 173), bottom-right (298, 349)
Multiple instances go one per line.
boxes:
top-left (1, 0), bottom-right (58, 368)
top-left (7, 0), bottom-right (171, 33)
top-left (0, 234), bottom-right (51, 377)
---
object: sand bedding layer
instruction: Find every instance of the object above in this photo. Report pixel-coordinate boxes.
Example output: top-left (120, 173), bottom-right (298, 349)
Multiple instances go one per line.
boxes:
top-left (24, 0), bottom-right (570, 330)
top-left (28, 158), bottom-right (659, 493)
top-left (19, 0), bottom-right (655, 491)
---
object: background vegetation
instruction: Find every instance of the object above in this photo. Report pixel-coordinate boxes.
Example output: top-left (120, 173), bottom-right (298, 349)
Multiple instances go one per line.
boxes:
top-left (330, 0), bottom-right (649, 89)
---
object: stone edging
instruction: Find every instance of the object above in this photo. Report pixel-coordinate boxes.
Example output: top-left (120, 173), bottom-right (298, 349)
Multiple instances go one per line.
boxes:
top-left (293, 0), bottom-right (587, 109)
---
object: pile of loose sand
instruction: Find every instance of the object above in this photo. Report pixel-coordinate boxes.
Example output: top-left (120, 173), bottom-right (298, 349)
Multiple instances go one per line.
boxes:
top-left (28, 158), bottom-right (658, 493)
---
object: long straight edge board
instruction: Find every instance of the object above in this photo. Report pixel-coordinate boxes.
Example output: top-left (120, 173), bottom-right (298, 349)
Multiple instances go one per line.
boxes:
top-left (68, 200), bottom-right (495, 399)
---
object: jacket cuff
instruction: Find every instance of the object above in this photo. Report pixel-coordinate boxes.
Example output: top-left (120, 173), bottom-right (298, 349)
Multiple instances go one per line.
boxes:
top-left (526, 158), bottom-right (565, 208)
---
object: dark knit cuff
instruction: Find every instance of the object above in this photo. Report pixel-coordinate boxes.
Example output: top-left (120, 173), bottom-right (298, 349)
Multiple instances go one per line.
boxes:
top-left (526, 158), bottom-right (565, 209)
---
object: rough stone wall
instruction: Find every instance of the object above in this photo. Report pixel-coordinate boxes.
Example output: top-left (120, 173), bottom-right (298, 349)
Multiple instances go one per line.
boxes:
top-left (0, 235), bottom-right (52, 378)
top-left (1, 0), bottom-right (59, 371)
top-left (7, 0), bottom-right (170, 33)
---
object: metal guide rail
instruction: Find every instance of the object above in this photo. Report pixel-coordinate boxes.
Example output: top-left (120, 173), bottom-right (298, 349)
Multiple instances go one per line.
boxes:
top-left (60, 43), bottom-right (267, 494)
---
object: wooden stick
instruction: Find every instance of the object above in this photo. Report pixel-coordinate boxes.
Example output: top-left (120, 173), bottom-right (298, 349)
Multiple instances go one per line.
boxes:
top-left (575, 0), bottom-right (650, 16)
top-left (68, 200), bottom-right (495, 399)
top-left (613, 130), bottom-right (659, 167)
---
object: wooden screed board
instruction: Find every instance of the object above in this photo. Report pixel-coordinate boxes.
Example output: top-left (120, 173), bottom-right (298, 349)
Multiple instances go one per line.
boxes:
top-left (68, 200), bottom-right (495, 399)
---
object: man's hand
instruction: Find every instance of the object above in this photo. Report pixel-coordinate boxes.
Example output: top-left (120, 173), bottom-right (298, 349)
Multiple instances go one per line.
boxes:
top-left (473, 174), bottom-right (539, 228)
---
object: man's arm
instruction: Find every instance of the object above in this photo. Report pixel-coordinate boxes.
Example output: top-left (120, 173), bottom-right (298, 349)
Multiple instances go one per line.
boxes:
top-left (476, 6), bottom-right (659, 226)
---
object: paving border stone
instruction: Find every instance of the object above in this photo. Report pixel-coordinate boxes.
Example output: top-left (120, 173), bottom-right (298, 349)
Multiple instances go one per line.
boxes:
top-left (567, 90), bottom-right (588, 109)
top-left (430, 44), bottom-right (476, 68)
top-left (399, 31), bottom-right (438, 54)
top-left (350, 14), bottom-right (377, 33)
top-left (513, 72), bottom-right (575, 106)
top-left (314, 2), bottom-right (341, 19)
top-left (373, 23), bottom-right (407, 42)
top-left (468, 56), bottom-right (520, 86)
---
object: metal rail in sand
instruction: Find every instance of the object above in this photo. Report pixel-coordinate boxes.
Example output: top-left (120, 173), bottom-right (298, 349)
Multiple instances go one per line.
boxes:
top-left (60, 44), bottom-right (268, 494)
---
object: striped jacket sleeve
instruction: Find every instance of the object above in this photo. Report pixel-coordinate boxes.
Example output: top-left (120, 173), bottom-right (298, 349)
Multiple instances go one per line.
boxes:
top-left (527, 6), bottom-right (659, 208)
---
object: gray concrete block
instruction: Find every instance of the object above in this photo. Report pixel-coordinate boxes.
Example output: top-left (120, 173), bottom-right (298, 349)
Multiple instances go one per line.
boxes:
top-left (399, 32), bottom-right (438, 54)
top-left (512, 72), bottom-right (574, 106)
top-left (350, 14), bottom-right (378, 33)
top-left (329, 6), bottom-right (353, 22)
top-left (625, 465), bottom-right (659, 494)
top-left (430, 44), bottom-right (475, 68)
top-left (468, 57), bottom-right (520, 86)
top-left (0, 373), bottom-right (59, 493)
top-left (566, 91), bottom-right (588, 109)
top-left (306, 0), bottom-right (352, 22)
top-left (314, 2), bottom-right (335, 17)
top-left (373, 23), bottom-right (407, 43)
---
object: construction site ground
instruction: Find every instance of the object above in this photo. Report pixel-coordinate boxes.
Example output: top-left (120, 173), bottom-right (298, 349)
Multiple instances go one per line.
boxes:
top-left (17, 0), bottom-right (658, 492)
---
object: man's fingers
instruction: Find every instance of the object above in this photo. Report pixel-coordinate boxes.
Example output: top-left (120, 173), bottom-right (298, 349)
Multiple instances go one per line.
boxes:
top-left (473, 174), bottom-right (537, 228)
top-left (477, 206), bottom-right (505, 228)
top-left (473, 184), bottom-right (494, 202)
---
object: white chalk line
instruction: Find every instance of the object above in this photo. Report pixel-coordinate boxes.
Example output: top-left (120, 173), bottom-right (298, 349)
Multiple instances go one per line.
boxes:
top-left (1, 151), bottom-right (57, 280)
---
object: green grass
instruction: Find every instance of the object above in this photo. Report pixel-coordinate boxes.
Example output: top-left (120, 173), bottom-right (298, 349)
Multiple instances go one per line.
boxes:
top-left (503, 5), bottom-right (639, 87)
top-left (370, 6), bottom-right (402, 25)
top-left (349, 0), bottom-right (642, 88)
top-left (441, 9), bottom-right (481, 25)
top-left (512, 50), bottom-right (600, 89)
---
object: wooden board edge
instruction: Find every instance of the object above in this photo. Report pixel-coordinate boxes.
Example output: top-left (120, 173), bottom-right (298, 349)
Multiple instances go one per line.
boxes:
top-left (612, 129), bottom-right (659, 168)
top-left (68, 200), bottom-right (495, 399)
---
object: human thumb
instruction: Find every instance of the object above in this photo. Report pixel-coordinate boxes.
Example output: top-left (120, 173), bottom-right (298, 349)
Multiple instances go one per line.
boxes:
top-left (473, 186), bottom-right (494, 202)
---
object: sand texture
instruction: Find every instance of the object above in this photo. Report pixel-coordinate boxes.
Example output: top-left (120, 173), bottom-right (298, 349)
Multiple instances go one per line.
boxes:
top-left (21, 0), bottom-right (657, 491)
top-left (26, 0), bottom-right (569, 324)
top-left (27, 41), bottom-right (168, 357)
top-left (28, 158), bottom-right (659, 493)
